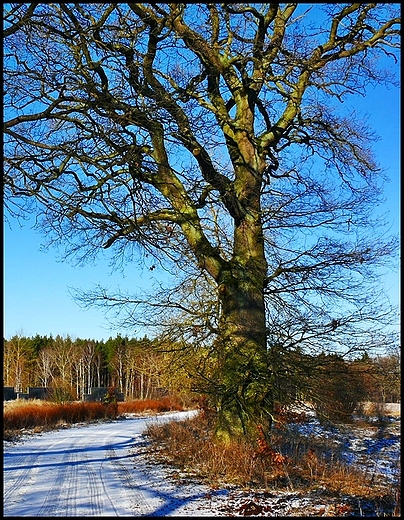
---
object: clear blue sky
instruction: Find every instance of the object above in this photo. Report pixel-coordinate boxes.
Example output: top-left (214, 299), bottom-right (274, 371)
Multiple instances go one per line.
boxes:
top-left (3, 222), bottom-right (165, 341)
top-left (3, 65), bottom-right (400, 343)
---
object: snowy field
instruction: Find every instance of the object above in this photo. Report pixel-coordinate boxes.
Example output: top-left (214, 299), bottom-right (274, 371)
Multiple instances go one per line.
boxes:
top-left (3, 410), bottom-right (400, 517)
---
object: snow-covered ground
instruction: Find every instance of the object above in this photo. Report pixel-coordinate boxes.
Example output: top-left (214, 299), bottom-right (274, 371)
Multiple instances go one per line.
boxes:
top-left (3, 410), bottom-right (400, 517)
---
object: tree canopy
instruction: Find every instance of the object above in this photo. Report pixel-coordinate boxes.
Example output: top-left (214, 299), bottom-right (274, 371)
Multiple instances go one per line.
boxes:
top-left (3, 3), bottom-right (400, 439)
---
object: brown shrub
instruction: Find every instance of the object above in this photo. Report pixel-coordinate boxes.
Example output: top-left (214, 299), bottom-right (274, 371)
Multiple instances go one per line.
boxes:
top-left (3, 397), bottom-right (183, 437)
top-left (3, 400), bottom-right (118, 433)
top-left (118, 396), bottom-right (183, 414)
top-left (144, 410), bottom-right (398, 500)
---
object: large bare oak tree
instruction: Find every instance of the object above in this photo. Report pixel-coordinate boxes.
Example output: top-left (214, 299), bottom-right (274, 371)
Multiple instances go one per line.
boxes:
top-left (4, 3), bottom-right (400, 439)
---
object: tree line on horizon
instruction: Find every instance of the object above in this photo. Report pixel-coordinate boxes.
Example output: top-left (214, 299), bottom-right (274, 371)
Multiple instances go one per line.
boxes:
top-left (3, 333), bottom-right (188, 402)
top-left (3, 333), bottom-right (400, 421)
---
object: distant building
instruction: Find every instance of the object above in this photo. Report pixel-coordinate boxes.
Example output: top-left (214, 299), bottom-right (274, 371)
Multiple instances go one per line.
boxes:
top-left (83, 388), bottom-right (124, 402)
top-left (4, 386), bottom-right (124, 402)
top-left (3, 387), bottom-right (16, 401)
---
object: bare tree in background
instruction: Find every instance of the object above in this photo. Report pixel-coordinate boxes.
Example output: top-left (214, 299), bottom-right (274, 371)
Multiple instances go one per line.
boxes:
top-left (4, 3), bottom-right (400, 440)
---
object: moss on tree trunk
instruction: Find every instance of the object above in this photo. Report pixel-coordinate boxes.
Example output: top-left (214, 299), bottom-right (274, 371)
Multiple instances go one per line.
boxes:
top-left (208, 211), bottom-right (273, 442)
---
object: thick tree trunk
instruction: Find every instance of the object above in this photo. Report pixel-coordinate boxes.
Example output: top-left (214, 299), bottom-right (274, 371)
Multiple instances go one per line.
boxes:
top-left (212, 213), bottom-right (273, 441)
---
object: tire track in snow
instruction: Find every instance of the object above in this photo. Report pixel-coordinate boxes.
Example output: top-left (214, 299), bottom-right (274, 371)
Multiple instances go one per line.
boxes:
top-left (3, 435), bottom-right (71, 505)
top-left (35, 445), bottom-right (76, 516)
top-left (104, 445), bottom-right (153, 516)
top-left (4, 413), bottom-right (197, 517)
top-left (48, 433), bottom-right (105, 517)
top-left (4, 452), bottom-right (42, 503)
top-left (81, 452), bottom-right (104, 517)
top-left (35, 433), bottom-right (107, 517)
top-left (62, 450), bottom-right (79, 517)
top-left (97, 452), bottom-right (121, 516)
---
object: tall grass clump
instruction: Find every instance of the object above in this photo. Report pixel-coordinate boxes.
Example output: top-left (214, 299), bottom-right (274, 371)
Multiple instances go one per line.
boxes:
top-left (3, 400), bottom-right (118, 438)
top-left (118, 396), bottom-right (184, 414)
top-left (3, 396), bottom-right (184, 440)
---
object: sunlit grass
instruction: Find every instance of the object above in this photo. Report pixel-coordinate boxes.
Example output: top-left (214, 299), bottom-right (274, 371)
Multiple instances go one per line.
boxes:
top-left (117, 396), bottom-right (184, 414)
top-left (3, 400), bottom-right (119, 437)
top-left (3, 396), bottom-right (184, 440)
top-left (144, 411), bottom-right (400, 516)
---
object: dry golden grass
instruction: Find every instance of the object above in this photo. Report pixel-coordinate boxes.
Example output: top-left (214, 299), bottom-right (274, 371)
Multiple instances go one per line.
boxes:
top-left (117, 396), bottom-right (184, 414)
top-left (3, 400), bottom-right (119, 438)
top-left (3, 397), bottom-right (184, 441)
top-left (3, 398), bottom-right (46, 411)
top-left (144, 410), bottom-right (400, 510)
top-left (356, 401), bottom-right (401, 418)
